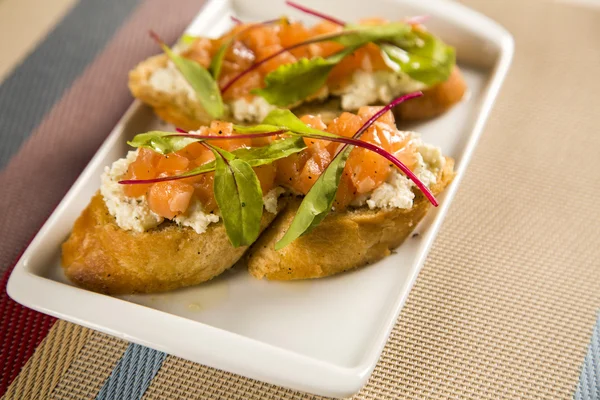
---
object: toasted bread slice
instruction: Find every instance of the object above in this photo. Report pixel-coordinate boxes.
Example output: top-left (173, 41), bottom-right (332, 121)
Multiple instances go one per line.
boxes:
top-left (129, 54), bottom-right (466, 130)
top-left (394, 67), bottom-right (467, 121)
top-left (62, 193), bottom-right (280, 294)
top-left (246, 158), bottom-right (454, 280)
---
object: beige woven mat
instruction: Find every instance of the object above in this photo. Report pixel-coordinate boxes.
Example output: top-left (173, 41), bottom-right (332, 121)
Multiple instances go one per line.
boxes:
top-left (5, 0), bottom-right (600, 398)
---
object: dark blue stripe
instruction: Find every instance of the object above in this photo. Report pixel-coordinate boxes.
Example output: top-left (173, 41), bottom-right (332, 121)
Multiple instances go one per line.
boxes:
top-left (0, 0), bottom-right (141, 168)
top-left (574, 312), bottom-right (600, 400)
top-left (95, 345), bottom-right (167, 400)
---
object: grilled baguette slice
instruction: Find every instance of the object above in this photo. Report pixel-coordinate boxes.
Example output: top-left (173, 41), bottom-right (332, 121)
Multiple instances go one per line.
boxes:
top-left (246, 158), bottom-right (454, 280)
top-left (128, 54), bottom-right (466, 130)
top-left (394, 67), bottom-right (467, 121)
top-left (62, 193), bottom-right (281, 294)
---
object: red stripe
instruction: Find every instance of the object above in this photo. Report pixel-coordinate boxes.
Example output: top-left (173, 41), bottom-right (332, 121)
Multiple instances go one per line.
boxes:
top-left (0, 173), bottom-right (72, 396)
top-left (0, 248), bottom-right (56, 396)
top-left (0, 1), bottom-right (206, 395)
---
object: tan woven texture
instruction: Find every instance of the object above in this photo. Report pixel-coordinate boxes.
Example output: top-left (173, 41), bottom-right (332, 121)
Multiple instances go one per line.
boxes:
top-left (1, 321), bottom-right (90, 400)
top-left (5, 0), bottom-right (600, 399)
top-left (48, 332), bottom-right (128, 400)
top-left (142, 0), bottom-right (600, 398)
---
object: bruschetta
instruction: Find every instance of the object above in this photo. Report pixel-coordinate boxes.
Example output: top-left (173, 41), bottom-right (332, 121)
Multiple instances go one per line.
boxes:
top-left (62, 121), bottom-right (287, 294)
top-left (63, 96), bottom-right (453, 291)
top-left (129, 7), bottom-right (466, 131)
top-left (246, 106), bottom-right (454, 279)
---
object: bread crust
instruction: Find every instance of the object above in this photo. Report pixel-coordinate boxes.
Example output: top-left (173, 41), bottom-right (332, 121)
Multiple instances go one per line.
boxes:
top-left (393, 66), bottom-right (467, 121)
top-left (128, 55), bottom-right (466, 129)
top-left (246, 158), bottom-right (454, 280)
top-left (62, 193), bottom-right (279, 294)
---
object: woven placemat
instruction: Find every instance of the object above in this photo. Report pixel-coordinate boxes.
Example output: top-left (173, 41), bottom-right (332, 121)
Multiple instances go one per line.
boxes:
top-left (0, 0), bottom-right (204, 395)
top-left (2, 0), bottom-right (600, 398)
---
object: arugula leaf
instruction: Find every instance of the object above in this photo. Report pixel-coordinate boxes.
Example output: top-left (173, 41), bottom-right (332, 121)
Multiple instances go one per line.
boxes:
top-left (275, 145), bottom-right (352, 250)
top-left (166, 161), bottom-right (217, 179)
top-left (250, 23), bottom-right (413, 107)
top-left (232, 136), bottom-right (307, 166)
top-left (379, 30), bottom-right (455, 86)
top-left (172, 136), bottom-right (307, 176)
top-left (178, 33), bottom-right (198, 46)
top-left (251, 22), bottom-right (454, 106)
top-left (127, 132), bottom-right (306, 180)
top-left (127, 131), bottom-right (202, 154)
top-left (160, 43), bottom-right (224, 119)
top-left (234, 109), bottom-right (338, 138)
top-left (332, 23), bottom-right (412, 47)
top-left (251, 47), bottom-right (355, 107)
top-left (209, 41), bottom-right (229, 80)
top-left (211, 147), bottom-right (263, 247)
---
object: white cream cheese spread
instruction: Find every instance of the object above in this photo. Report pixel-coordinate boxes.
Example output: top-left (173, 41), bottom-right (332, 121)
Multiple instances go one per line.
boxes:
top-left (100, 150), bottom-right (164, 233)
top-left (337, 70), bottom-right (426, 111)
top-left (229, 96), bottom-right (277, 122)
top-left (149, 61), bottom-right (196, 101)
top-left (101, 150), bottom-right (283, 234)
top-left (352, 134), bottom-right (445, 210)
top-left (148, 59), bottom-right (425, 122)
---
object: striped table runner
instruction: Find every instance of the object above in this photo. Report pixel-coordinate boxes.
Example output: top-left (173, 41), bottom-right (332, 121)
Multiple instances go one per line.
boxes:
top-left (1, 0), bottom-right (600, 399)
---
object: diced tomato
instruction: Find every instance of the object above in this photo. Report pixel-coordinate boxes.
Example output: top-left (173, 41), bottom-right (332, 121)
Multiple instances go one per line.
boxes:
top-left (334, 170), bottom-right (356, 210)
top-left (346, 132), bottom-right (392, 194)
top-left (278, 22), bottom-right (311, 58)
top-left (296, 147), bottom-right (331, 194)
top-left (181, 37), bottom-right (213, 68)
top-left (243, 25), bottom-right (281, 49)
top-left (147, 180), bottom-right (195, 219)
top-left (193, 172), bottom-right (218, 213)
top-left (207, 121), bottom-right (251, 151)
top-left (183, 18), bottom-right (393, 101)
top-left (179, 141), bottom-right (207, 159)
top-left (255, 45), bottom-right (297, 75)
top-left (220, 69), bottom-right (262, 100)
top-left (156, 153), bottom-right (189, 174)
top-left (327, 112), bottom-right (364, 138)
top-left (253, 164), bottom-right (277, 194)
top-left (357, 106), bottom-right (395, 126)
top-left (275, 151), bottom-right (311, 192)
top-left (122, 148), bottom-right (161, 197)
top-left (300, 115), bottom-right (329, 150)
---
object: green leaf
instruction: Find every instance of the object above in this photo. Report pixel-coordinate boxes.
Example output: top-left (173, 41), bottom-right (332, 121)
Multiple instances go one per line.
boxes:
top-left (212, 147), bottom-right (263, 247)
top-left (178, 33), bottom-right (198, 46)
top-left (209, 41), bottom-right (229, 80)
top-left (250, 23), bottom-right (412, 107)
top-left (232, 136), bottom-right (307, 166)
top-left (170, 137), bottom-right (306, 178)
top-left (160, 43), bottom-right (224, 119)
top-left (234, 109), bottom-right (338, 138)
top-left (275, 145), bottom-right (352, 250)
top-left (128, 134), bottom-right (307, 181)
top-left (251, 47), bottom-right (355, 107)
top-left (127, 131), bottom-right (202, 154)
top-left (171, 161), bottom-right (217, 178)
top-left (332, 23), bottom-right (412, 47)
top-left (252, 22), bottom-right (454, 106)
top-left (379, 30), bottom-right (455, 86)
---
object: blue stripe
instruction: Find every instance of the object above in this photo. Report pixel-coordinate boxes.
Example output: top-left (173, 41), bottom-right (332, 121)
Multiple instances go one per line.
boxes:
top-left (95, 345), bottom-right (167, 400)
top-left (0, 0), bottom-right (140, 168)
top-left (574, 312), bottom-right (600, 400)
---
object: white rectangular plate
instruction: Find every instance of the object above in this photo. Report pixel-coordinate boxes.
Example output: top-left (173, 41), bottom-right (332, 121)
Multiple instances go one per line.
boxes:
top-left (8, 0), bottom-right (513, 397)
